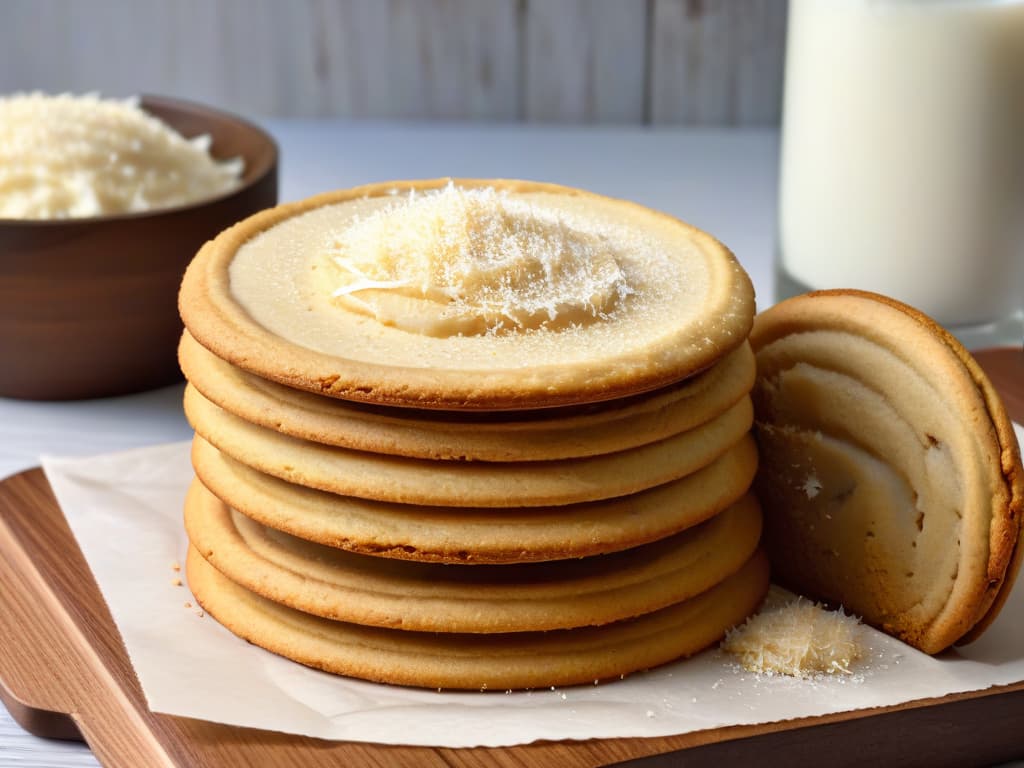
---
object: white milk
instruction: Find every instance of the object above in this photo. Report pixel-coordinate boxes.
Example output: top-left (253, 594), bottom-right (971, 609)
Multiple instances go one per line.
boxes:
top-left (778, 0), bottom-right (1024, 333)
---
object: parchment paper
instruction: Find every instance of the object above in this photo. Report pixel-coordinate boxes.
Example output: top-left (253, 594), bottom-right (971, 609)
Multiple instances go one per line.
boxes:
top-left (40, 424), bottom-right (1024, 748)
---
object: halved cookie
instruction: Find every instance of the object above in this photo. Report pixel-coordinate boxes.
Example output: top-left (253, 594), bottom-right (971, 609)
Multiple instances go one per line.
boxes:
top-left (185, 478), bottom-right (763, 633)
top-left (179, 330), bottom-right (755, 462)
top-left (750, 289), bottom-right (1023, 653)
top-left (186, 546), bottom-right (770, 690)
top-left (184, 384), bottom-right (753, 508)
top-left (179, 179), bottom-right (754, 410)
top-left (191, 435), bottom-right (758, 563)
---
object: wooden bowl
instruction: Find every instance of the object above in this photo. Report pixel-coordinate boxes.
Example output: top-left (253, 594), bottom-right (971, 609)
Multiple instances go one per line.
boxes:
top-left (0, 95), bottom-right (278, 400)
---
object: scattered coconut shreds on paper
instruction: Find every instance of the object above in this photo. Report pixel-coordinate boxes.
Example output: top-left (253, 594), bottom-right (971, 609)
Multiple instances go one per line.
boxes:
top-left (722, 588), bottom-right (864, 678)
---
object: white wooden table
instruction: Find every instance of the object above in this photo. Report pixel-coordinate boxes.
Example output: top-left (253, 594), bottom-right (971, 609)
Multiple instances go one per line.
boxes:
top-left (0, 120), bottom-right (782, 766)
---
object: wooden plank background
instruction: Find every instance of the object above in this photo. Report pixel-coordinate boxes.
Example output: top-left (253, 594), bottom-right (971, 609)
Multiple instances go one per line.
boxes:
top-left (0, 0), bottom-right (787, 124)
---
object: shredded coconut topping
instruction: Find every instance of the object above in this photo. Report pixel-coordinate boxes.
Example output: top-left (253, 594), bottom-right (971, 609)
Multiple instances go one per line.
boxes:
top-left (321, 183), bottom-right (635, 337)
top-left (0, 92), bottom-right (243, 219)
top-left (722, 592), bottom-right (864, 677)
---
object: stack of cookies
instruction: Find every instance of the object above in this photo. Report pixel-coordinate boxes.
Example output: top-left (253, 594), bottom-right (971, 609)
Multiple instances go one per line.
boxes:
top-left (178, 179), bottom-right (768, 690)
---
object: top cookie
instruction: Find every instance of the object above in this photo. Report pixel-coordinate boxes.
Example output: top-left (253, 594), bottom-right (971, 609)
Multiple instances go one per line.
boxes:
top-left (750, 289), bottom-right (1023, 654)
top-left (179, 179), bottom-right (754, 409)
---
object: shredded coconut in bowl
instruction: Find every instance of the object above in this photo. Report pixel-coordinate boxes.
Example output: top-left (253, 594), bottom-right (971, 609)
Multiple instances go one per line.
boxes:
top-left (0, 92), bottom-right (244, 219)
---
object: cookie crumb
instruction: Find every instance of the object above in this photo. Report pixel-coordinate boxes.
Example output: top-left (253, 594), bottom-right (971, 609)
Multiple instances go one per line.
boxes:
top-left (170, 577), bottom-right (182, 587)
top-left (184, 601), bottom-right (192, 609)
top-left (801, 474), bottom-right (822, 499)
top-left (170, 560), bottom-right (181, 572)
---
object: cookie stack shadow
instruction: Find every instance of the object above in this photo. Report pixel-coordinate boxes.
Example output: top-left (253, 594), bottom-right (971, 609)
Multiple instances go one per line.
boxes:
top-left (178, 330), bottom-right (768, 691)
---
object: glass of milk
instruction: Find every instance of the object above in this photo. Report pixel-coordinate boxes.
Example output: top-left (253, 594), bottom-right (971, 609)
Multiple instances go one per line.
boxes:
top-left (776, 0), bottom-right (1024, 348)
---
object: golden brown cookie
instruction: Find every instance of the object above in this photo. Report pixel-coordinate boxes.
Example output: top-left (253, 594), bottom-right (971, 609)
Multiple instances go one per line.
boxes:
top-left (185, 478), bottom-right (763, 633)
top-left (185, 384), bottom-right (753, 507)
top-left (191, 434), bottom-right (759, 563)
top-left (186, 546), bottom-right (770, 690)
top-left (179, 330), bottom-right (756, 461)
top-left (179, 179), bottom-right (755, 410)
top-left (750, 289), bottom-right (1024, 653)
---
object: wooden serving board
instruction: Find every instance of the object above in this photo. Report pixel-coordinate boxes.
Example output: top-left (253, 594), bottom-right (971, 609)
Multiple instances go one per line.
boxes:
top-left (1, 348), bottom-right (1023, 768)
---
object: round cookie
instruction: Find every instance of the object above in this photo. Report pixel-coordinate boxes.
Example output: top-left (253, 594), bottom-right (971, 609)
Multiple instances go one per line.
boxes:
top-left (184, 384), bottom-right (754, 507)
top-left (186, 478), bottom-right (763, 633)
top-left (191, 435), bottom-right (759, 563)
top-left (186, 546), bottom-right (770, 690)
top-left (750, 289), bottom-right (1024, 654)
top-left (179, 179), bottom-right (755, 410)
top-left (179, 330), bottom-right (756, 461)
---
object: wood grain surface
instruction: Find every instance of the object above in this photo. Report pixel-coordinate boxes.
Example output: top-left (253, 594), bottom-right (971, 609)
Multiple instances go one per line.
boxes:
top-left (0, 348), bottom-right (1021, 767)
top-left (523, 0), bottom-right (647, 124)
top-left (0, 0), bottom-right (788, 124)
top-left (649, 0), bottom-right (788, 125)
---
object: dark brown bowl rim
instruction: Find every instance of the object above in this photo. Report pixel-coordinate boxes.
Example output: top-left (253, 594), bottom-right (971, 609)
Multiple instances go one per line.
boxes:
top-left (0, 93), bottom-right (279, 227)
